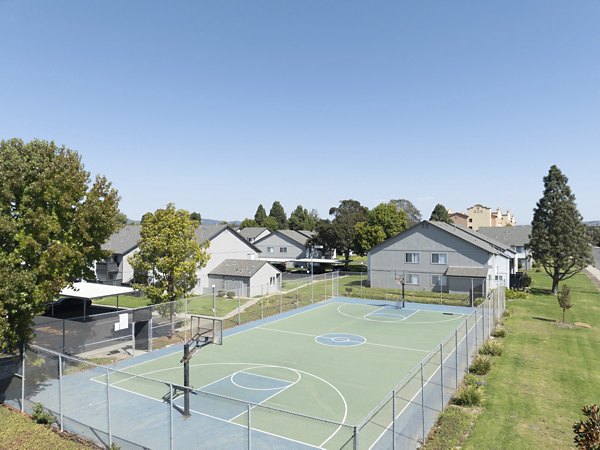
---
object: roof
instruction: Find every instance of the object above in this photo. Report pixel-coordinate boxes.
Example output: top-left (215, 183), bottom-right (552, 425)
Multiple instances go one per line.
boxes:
top-left (428, 221), bottom-right (513, 255)
top-left (445, 266), bottom-right (489, 278)
top-left (238, 227), bottom-right (268, 240)
top-left (195, 223), bottom-right (229, 243)
top-left (449, 212), bottom-right (468, 218)
top-left (478, 225), bottom-right (532, 248)
top-left (60, 282), bottom-right (135, 299)
top-left (209, 259), bottom-right (278, 278)
top-left (101, 225), bottom-right (141, 254)
top-left (296, 230), bottom-right (315, 239)
top-left (442, 222), bottom-right (515, 254)
top-left (255, 229), bottom-right (311, 247)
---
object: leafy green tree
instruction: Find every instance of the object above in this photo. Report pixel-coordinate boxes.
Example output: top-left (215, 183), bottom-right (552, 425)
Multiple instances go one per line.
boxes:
top-left (557, 284), bottom-right (572, 323)
top-left (254, 204), bottom-right (267, 226)
top-left (269, 201), bottom-right (288, 230)
top-left (262, 216), bottom-right (279, 232)
top-left (116, 211), bottom-right (129, 225)
top-left (129, 203), bottom-right (209, 336)
top-left (189, 211), bottom-right (202, 224)
top-left (587, 225), bottom-right (600, 247)
top-left (0, 138), bottom-right (121, 353)
top-left (354, 202), bottom-right (408, 255)
top-left (239, 218), bottom-right (258, 229)
top-left (530, 165), bottom-right (593, 293)
top-left (289, 205), bottom-right (318, 231)
top-left (390, 199), bottom-right (422, 225)
top-left (430, 203), bottom-right (452, 223)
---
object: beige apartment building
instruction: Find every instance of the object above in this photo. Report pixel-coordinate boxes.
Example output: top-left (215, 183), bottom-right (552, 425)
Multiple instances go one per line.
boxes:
top-left (464, 204), bottom-right (517, 230)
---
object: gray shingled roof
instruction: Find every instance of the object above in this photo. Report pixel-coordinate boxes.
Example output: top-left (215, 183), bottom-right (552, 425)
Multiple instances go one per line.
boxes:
top-left (195, 224), bottom-right (229, 244)
top-left (101, 225), bottom-right (141, 254)
top-left (209, 259), bottom-right (274, 277)
top-left (277, 230), bottom-right (311, 246)
top-left (238, 227), bottom-right (268, 240)
top-left (446, 266), bottom-right (488, 278)
top-left (429, 221), bottom-right (508, 255)
top-left (478, 225), bottom-right (532, 248)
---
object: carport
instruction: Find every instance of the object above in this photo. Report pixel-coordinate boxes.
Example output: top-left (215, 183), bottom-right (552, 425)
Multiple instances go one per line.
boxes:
top-left (59, 282), bottom-right (136, 319)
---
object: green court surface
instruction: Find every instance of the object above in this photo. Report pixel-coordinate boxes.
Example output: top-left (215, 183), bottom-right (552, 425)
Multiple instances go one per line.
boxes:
top-left (96, 300), bottom-right (467, 449)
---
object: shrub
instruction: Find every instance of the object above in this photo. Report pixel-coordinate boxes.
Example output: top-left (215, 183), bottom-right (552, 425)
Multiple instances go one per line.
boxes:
top-left (345, 287), bottom-right (353, 295)
top-left (573, 404), bottom-right (600, 449)
top-left (503, 308), bottom-right (513, 318)
top-left (506, 289), bottom-right (529, 300)
top-left (32, 402), bottom-right (55, 425)
top-left (491, 327), bottom-right (506, 338)
top-left (226, 291), bottom-right (235, 299)
top-left (520, 272), bottom-right (532, 289)
top-left (452, 384), bottom-right (484, 406)
top-left (480, 340), bottom-right (504, 356)
top-left (217, 290), bottom-right (226, 297)
top-left (469, 355), bottom-right (493, 375)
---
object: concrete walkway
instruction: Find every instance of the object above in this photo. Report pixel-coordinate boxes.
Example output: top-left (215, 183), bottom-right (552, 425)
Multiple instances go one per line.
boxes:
top-left (584, 265), bottom-right (600, 290)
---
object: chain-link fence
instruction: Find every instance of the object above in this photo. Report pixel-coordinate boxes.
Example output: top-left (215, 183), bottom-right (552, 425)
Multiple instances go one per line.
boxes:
top-left (4, 346), bottom-right (357, 449)
top-left (358, 285), bottom-right (506, 449)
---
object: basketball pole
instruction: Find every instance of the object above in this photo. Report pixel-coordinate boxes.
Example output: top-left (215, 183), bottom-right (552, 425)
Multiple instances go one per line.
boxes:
top-left (183, 342), bottom-right (190, 417)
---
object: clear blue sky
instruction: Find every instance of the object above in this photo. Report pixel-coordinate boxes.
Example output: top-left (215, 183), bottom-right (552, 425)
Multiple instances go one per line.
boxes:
top-left (1, 1), bottom-right (599, 223)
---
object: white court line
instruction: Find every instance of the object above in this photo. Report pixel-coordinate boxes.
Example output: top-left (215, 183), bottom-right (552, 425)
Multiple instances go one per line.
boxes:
top-left (259, 327), bottom-right (430, 353)
top-left (368, 318), bottom-right (478, 449)
top-left (338, 303), bottom-right (464, 324)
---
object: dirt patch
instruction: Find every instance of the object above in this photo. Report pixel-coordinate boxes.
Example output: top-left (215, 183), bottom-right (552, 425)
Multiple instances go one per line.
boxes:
top-left (556, 322), bottom-right (576, 329)
top-left (574, 322), bottom-right (592, 329)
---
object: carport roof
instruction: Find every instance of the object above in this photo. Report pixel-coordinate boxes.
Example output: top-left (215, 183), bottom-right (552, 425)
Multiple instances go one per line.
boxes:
top-left (60, 282), bottom-right (135, 299)
top-left (445, 266), bottom-right (489, 278)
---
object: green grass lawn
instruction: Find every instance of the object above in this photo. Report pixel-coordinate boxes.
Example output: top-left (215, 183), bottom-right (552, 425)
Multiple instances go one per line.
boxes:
top-left (0, 404), bottom-right (94, 449)
top-left (94, 294), bottom-right (248, 317)
top-left (463, 271), bottom-right (600, 449)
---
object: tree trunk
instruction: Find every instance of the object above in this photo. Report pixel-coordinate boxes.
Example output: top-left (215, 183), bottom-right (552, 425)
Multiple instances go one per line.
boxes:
top-left (551, 275), bottom-right (560, 294)
top-left (169, 301), bottom-right (175, 338)
top-left (562, 308), bottom-right (565, 323)
top-left (344, 250), bottom-right (350, 269)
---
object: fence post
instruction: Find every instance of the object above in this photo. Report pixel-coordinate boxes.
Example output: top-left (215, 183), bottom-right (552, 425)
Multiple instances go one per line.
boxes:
top-left (440, 343), bottom-right (444, 411)
top-left (169, 384), bottom-right (174, 450)
top-left (420, 362), bottom-right (426, 444)
top-left (106, 369), bottom-right (113, 448)
top-left (20, 346), bottom-right (25, 412)
top-left (238, 292), bottom-right (241, 325)
top-left (261, 300), bottom-right (264, 320)
top-left (481, 302), bottom-right (485, 343)
top-left (58, 354), bottom-right (63, 431)
top-left (296, 288), bottom-right (299, 309)
top-left (392, 389), bottom-right (396, 450)
top-left (248, 404), bottom-right (252, 449)
top-left (475, 307), bottom-right (479, 350)
top-left (454, 329), bottom-right (458, 389)
top-left (184, 298), bottom-right (188, 342)
top-left (353, 425), bottom-right (359, 450)
top-left (465, 319), bottom-right (469, 368)
top-left (279, 293), bottom-right (282, 314)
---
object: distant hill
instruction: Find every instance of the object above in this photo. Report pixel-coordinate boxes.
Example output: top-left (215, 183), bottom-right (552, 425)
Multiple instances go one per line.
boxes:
top-left (128, 218), bottom-right (240, 226)
top-left (585, 221), bottom-right (600, 227)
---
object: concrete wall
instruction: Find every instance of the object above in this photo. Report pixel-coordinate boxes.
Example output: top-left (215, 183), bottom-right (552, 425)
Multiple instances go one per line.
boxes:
top-left (207, 264), bottom-right (281, 297)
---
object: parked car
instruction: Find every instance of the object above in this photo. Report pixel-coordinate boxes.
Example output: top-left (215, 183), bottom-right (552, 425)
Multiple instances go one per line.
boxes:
top-left (45, 297), bottom-right (92, 316)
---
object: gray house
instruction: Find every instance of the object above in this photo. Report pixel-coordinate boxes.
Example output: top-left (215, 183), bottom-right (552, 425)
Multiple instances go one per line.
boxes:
top-left (95, 225), bottom-right (141, 285)
top-left (254, 230), bottom-right (315, 266)
top-left (368, 221), bottom-right (513, 296)
top-left (208, 260), bottom-right (281, 297)
top-left (478, 225), bottom-right (533, 271)
top-left (238, 227), bottom-right (270, 244)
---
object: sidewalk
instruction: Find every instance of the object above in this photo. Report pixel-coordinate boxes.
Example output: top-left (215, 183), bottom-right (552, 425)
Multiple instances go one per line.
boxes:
top-left (584, 265), bottom-right (600, 290)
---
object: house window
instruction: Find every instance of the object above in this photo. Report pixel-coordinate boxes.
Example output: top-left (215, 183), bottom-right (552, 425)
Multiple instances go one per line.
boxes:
top-left (405, 273), bottom-right (420, 285)
top-left (431, 253), bottom-right (447, 265)
top-left (280, 247), bottom-right (288, 253)
top-left (267, 247), bottom-right (274, 253)
top-left (432, 275), bottom-right (448, 286)
top-left (515, 246), bottom-right (524, 253)
top-left (270, 276), bottom-right (276, 285)
top-left (405, 252), bottom-right (420, 264)
top-left (495, 275), bottom-right (503, 281)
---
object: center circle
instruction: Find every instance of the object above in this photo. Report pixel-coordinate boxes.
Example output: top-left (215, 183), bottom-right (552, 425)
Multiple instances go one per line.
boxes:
top-left (315, 333), bottom-right (366, 347)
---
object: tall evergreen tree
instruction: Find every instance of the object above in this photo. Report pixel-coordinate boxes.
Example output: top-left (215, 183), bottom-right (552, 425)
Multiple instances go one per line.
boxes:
top-left (269, 201), bottom-right (288, 230)
top-left (254, 204), bottom-right (267, 226)
top-left (530, 165), bottom-right (592, 293)
top-left (289, 205), bottom-right (318, 231)
top-left (429, 203), bottom-right (452, 223)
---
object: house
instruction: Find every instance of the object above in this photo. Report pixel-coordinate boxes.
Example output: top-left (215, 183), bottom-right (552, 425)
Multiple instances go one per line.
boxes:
top-left (97, 224), bottom-right (280, 296)
top-left (254, 230), bottom-right (316, 267)
top-left (478, 225), bottom-right (533, 271)
top-left (367, 221), bottom-right (513, 297)
top-left (448, 211), bottom-right (469, 227)
top-left (95, 225), bottom-right (141, 285)
top-left (238, 227), bottom-right (270, 244)
top-left (208, 260), bottom-right (281, 297)
top-left (466, 204), bottom-right (517, 230)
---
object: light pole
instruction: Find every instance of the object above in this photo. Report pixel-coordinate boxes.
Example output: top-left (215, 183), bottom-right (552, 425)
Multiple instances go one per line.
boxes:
top-left (212, 285), bottom-right (216, 318)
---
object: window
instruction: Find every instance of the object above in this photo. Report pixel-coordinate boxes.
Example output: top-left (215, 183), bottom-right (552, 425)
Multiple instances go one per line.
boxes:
top-left (431, 275), bottom-right (447, 286)
top-left (431, 253), bottom-right (447, 265)
top-left (405, 252), bottom-right (420, 264)
top-left (495, 275), bottom-right (503, 281)
top-left (515, 246), bottom-right (524, 253)
top-left (405, 273), bottom-right (420, 285)
top-left (280, 247), bottom-right (288, 253)
top-left (267, 247), bottom-right (274, 253)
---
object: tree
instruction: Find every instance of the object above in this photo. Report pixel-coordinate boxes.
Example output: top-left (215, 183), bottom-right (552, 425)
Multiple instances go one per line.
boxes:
top-left (573, 404), bottom-right (600, 449)
top-left (390, 199), bottom-right (422, 225)
top-left (430, 203), bottom-right (452, 223)
top-left (116, 211), bottom-right (129, 225)
top-left (254, 204), bottom-right (267, 226)
top-left (557, 284), bottom-right (572, 323)
top-left (262, 216), bottom-right (279, 232)
top-left (239, 218), bottom-right (258, 229)
top-left (311, 200), bottom-right (368, 267)
top-left (269, 201), bottom-right (288, 230)
top-left (354, 202), bottom-right (408, 255)
top-left (289, 205), bottom-right (318, 231)
top-left (129, 203), bottom-right (209, 336)
top-left (189, 212), bottom-right (202, 224)
top-left (587, 225), bottom-right (600, 247)
top-left (0, 138), bottom-right (121, 353)
top-left (530, 165), bottom-right (593, 294)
